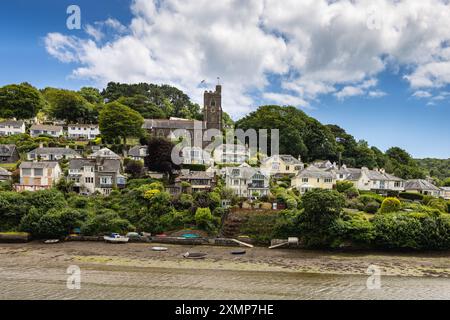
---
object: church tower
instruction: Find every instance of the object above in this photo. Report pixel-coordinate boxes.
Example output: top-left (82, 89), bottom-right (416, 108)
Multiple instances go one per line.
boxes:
top-left (204, 85), bottom-right (223, 132)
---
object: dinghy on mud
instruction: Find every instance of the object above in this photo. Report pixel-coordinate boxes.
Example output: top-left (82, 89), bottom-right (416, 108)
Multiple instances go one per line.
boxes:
top-left (183, 252), bottom-right (207, 259)
top-left (103, 233), bottom-right (129, 244)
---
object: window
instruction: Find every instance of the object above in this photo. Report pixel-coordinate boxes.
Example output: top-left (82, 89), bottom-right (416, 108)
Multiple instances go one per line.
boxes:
top-left (22, 168), bottom-right (32, 176)
top-left (85, 177), bottom-right (94, 184)
top-left (394, 181), bottom-right (402, 188)
top-left (34, 168), bottom-right (43, 176)
top-left (233, 179), bottom-right (240, 186)
top-left (286, 166), bottom-right (290, 171)
top-left (100, 176), bottom-right (112, 185)
top-left (325, 178), bottom-right (333, 183)
top-left (302, 178), bottom-right (309, 183)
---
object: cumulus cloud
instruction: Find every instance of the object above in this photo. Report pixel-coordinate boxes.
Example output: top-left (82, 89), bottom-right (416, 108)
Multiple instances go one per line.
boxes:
top-left (45, 0), bottom-right (450, 117)
top-left (262, 92), bottom-right (309, 108)
top-left (412, 90), bottom-right (432, 98)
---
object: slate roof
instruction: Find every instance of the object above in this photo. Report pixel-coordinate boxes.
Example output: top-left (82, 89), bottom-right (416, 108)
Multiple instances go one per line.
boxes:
top-left (88, 148), bottom-right (121, 159)
top-left (143, 119), bottom-right (206, 130)
top-left (225, 166), bottom-right (267, 180)
top-left (30, 124), bottom-right (63, 131)
top-left (296, 166), bottom-right (334, 179)
top-left (20, 161), bottom-right (59, 169)
top-left (28, 147), bottom-right (80, 156)
top-left (68, 124), bottom-right (99, 128)
top-left (405, 179), bottom-right (441, 191)
top-left (69, 158), bottom-right (121, 172)
top-left (0, 145), bottom-right (17, 157)
top-left (178, 171), bottom-right (214, 180)
top-left (0, 120), bottom-right (24, 127)
top-left (261, 154), bottom-right (302, 165)
top-left (128, 145), bottom-right (148, 157)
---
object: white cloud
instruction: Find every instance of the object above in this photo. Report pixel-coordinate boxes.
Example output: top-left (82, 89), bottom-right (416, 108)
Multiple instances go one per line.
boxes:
top-left (412, 90), bottom-right (432, 98)
top-left (263, 92), bottom-right (309, 108)
top-left (368, 90), bottom-right (387, 98)
top-left (45, 0), bottom-right (450, 117)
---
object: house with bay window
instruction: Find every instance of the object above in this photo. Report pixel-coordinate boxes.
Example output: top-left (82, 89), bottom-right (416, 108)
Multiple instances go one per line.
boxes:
top-left (224, 164), bottom-right (270, 198)
top-left (68, 158), bottom-right (126, 195)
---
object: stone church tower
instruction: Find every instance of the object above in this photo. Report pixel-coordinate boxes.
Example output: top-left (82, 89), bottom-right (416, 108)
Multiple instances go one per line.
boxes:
top-left (203, 85), bottom-right (223, 132)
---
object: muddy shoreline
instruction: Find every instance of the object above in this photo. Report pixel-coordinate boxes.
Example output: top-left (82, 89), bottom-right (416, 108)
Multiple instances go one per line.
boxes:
top-left (1, 241), bottom-right (449, 278)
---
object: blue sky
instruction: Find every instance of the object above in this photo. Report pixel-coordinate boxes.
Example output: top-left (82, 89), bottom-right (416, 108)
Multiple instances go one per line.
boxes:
top-left (1, 0), bottom-right (450, 159)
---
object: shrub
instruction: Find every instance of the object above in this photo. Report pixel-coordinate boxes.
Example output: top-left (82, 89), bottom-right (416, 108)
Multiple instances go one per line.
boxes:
top-left (182, 164), bottom-right (206, 171)
top-left (364, 201), bottom-right (380, 214)
top-left (37, 211), bottom-right (67, 239)
top-left (428, 199), bottom-right (448, 213)
top-left (358, 193), bottom-right (384, 204)
top-left (339, 214), bottom-right (375, 245)
top-left (285, 197), bottom-right (298, 209)
top-left (399, 192), bottom-right (424, 201)
top-left (336, 181), bottom-right (354, 193)
top-left (380, 197), bottom-right (401, 214)
top-left (344, 187), bottom-right (360, 199)
top-left (194, 207), bottom-right (216, 231)
top-left (81, 209), bottom-right (135, 235)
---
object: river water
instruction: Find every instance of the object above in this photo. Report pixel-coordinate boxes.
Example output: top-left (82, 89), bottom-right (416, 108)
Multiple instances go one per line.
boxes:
top-left (1, 264), bottom-right (449, 300)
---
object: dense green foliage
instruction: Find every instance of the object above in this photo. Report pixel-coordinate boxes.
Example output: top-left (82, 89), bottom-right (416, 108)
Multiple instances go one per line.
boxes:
top-left (99, 102), bottom-right (144, 145)
top-left (0, 83), bottom-right (46, 119)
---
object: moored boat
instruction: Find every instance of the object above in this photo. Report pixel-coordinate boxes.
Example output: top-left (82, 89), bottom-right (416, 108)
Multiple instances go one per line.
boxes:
top-left (152, 246), bottom-right (168, 251)
top-left (183, 252), bottom-right (207, 259)
top-left (103, 233), bottom-right (129, 244)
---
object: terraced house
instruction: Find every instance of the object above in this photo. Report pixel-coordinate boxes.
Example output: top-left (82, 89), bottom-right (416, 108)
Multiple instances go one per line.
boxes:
top-left (291, 165), bottom-right (336, 194)
top-left (68, 158), bottom-right (126, 195)
top-left (27, 145), bottom-right (81, 161)
top-left (67, 124), bottom-right (100, 140)
top-left (16, 161), bottom-right (62, 192)
top-left (30, 124), bottom-right (63, 138)
top-left (0, 120), bottom-right (25, 136)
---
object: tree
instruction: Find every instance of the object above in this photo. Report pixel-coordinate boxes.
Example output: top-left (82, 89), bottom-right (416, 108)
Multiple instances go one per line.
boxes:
top-left (299, 189), bottom-right (345, 247)
top-left (78, 87), bottom-right (103, 104)
top-left (144, 137), bottom-right (180, 178)
top-left (99, 102), bottom-right (144, 145)
top-left (117, 95), bottom-right (167, 119)
top-left (43, 88), bottom-right (94, 123)
top-left (0, 83), bottom-right (46, 119)
top-left (235, 105), bottom-right (337, 161)
top-left (125, 160), bottom-right (144, 178)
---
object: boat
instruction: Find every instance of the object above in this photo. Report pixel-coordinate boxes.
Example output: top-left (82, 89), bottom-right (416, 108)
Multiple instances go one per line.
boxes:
top-left (152, 246), bottom-right (168, 252)
top-left (44, 239), bottom-right (60, 244)
top-left (183, 252), bottom-right (207, 259)
top-left (103, 233), bottom-right (129, 244)
top-left (182, 233), bottom-right (201, 239)
top-left (231, 250), bottom-right (246, 255)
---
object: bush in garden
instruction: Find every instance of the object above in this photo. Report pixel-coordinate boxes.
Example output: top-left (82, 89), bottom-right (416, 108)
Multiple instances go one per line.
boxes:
top-left (19, 207), bottom-right (42, 235)
top-left (364, 201), bottom-right (380, 214)
top-left (172, 194), bottom-right (194, 210)
top-left (26, 189), bottom-right (67, 215)
top-left (194, 207), bottom-right (218, 231)
top-left (380, 197), bottom-right (401, 214)
top-left (0, 192), bottom-right (30, 231)
top-left (208, 192), bottom-right (221, 210)
top-left (358, 193), bottom-right (384, 204)
top-left (344, 187), bottom-right (360, 199)
top-left (428, 198), bottom-right (448, 213)
top-left (422, 195), bottom-right (434, 206)
top-left (285, 197), bottom-right (298, 209)
top-left (399, 192), bottom-right (424, 201)
top-left (339, 213), bottom-right (376, 246)
top-left (336, 181), bottom-right (354, 193)
top-left (37, 211), bottom-right (67, 239)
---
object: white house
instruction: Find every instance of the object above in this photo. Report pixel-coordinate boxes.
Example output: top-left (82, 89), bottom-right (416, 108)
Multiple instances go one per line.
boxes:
top-left (291, 165), bottom-right (335, 194)
top-left (404, 179), bottom-right (442, 197)
top-left (27, 145), bottom-right (81, 161)
top-left (440, 187), bottom-right (450, 200)
top-left (0, 120), bottom-right (25, 136)
top-left (260, 154), bottom-right (304, 176)
top-left (30, 124), bottom-right (64, 138)
top-left (330, 165), bottom-right (404, 193)
top-left (224, 163), bottom-right (270, 198)
top-left (181, 146), bottom-right (211, 165)
top-left (68, 124), bottom-right (100, 140)
top-left (16, 162), bottom-right (62, 192)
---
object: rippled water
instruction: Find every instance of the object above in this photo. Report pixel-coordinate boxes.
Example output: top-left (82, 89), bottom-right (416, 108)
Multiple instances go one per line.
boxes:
top-left (1, 265), bottom-right (449, 300)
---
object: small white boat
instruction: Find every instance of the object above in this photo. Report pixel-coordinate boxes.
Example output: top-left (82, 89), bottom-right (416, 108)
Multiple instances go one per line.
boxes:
top-left (103, 233), bottom-right (129, 244)
top-left (183, 252), bottom-right (207, 259)
top-left (152, 246), bottom-right (168, 252)
top-left (44, 239), bottom-right (60, 244)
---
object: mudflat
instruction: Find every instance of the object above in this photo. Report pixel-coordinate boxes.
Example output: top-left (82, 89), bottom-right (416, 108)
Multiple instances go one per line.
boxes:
top-left (0, 242), bottom-right (449, 300)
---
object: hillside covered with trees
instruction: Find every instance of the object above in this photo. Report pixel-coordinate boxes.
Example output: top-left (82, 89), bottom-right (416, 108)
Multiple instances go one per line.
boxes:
top-left (0, 82), bottom-right (447, 183)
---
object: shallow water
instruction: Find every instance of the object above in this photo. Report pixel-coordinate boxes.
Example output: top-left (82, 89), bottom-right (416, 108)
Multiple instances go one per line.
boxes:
top-left (1, 264), bottom-right (449, 300)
